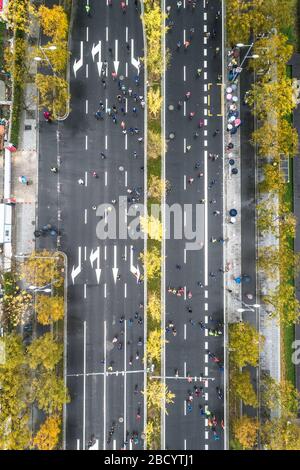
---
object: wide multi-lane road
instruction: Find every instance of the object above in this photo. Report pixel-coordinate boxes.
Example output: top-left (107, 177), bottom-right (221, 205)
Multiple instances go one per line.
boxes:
top-left (37, 1), bottom-right (145, 450)
top-left (163, 0), bottom-right (225, 450)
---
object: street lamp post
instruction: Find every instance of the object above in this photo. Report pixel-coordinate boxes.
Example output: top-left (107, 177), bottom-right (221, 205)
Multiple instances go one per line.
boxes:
top-left (33, 45), bottom-right (57, 76)
top-left (232, 43), bottom-right (260, 81)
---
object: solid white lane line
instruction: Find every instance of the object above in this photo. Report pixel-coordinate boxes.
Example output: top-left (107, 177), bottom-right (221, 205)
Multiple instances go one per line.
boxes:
top-left (184, 361), bottom-right (187, 377)
top-left (205, 380), bottom-right (208, 388)
top-left (205, 290), bottom-right (208, 298)
top-left (205, 419), bottom-right (208, 426)
top-left (105, 135), bottom-right (108, 150)
top-left (124, 283), bottom-right (127, 298)
top-left (204, 130), bottom-right (208, 136)
top-left (126, 62), bottom-right (128, 77)
top-left (184, 439), bottom-right (187, 450)
top-left (184, 175), bottom-right (187, 190)
top-left (105, 171), bottom-right (108, 186)
top-left (84, 246), bottom-right (87, 261)
top-left (125, 171), bottom-right (128, 187)
top-left (184, 138), bottom-right (186, 153)
top-left (205, 303), bottom-right (208, 311)
top-left (106, 26), bottom-right (108, 42)
top-left (204, 108), bottom-right (208, 116)
top-left (86, 63), bottom-right (88, 78)
top-left (205, 354), bottom-right (208, 363)
top-left (204, 119), bottom-right (208, 126)
top-left (77, 439), bottom-right (80, 450)
top-left (84, 210), bottom-right (87, 225)
top-left (204, 37), bottom-right (207, 45)
top-left (205, 444), bottom-right (209, 450)
top-left (184, 100), bottom-right (186, 116)
top-left (125, 134), bottom-right (128, 150)
top-left (205, 366), bottom-right (208, 376)
top-left (204, 84), bottom-right (208, 92)
top-left (126, 26), bottom-right (128, 43)
top-left (205, 392), bottom-right (208, 401)
top-left (204, 24), bottom-right (207, 33)
top-left (204, 149), bottom-right (208, 285)
top-left (205, 431), bottom-right (209, 440)
top-left (204, 60), bottom-right (207, 68)
top-left (124, 245), bottom-right (127, 261)
top-left (205, 315), bottom-right (208, 324)
top-left (125, 97), bottom-right (128, 113)
top-left (204, 49), bottom-right (207, 56)
top-left (103, 320), bottom-right (107, 449)
top-left (184, 210), bottom-right (186, 227)
top-left (204, 71), bottom-right (207, 80)
top-left (204, 12), bottom-right (207, 20)
top-left (183, 29), bottom-right (186, 43)
top-left (85, 100), bottom-right (88, 114)
top-left (124, 323), bottom-right (127, 444)
top-left (205, 341), bottom-right (208, 349)
top-left (104, 246), bottom-right (107, 261)
top-left (184, 248), bottom-right (186, 264)
top-left (84, 283), bottom-right (87, 299)
top-left (105, 98), bottom-right (108, 113)
top-left (205, 329), bottom-right (208, 337)
top-left (86, 26), bottom-right (89, 42)
top-left (184, 286), bottom-right (187, 300)
top-left (113, 440), bottom-right (116, 450)
top-left (183, 65), bottom-right (186, 81)
top-left (85, 136), bottom-right (88, 151)
top-left (204, 140), bottom-right (208, 147)
top-left (104, 283), bottom-right (107, 298)
top-left (184, 400), bottom-right (186, 416)
top-left (85, 171), bottom-right (88, 186)
top-left (83, 321), bottom-right (87, 449)
top-left (204, 96), bottom-right (208, 104)
top-left (184, 323), bottom-right (187, 340)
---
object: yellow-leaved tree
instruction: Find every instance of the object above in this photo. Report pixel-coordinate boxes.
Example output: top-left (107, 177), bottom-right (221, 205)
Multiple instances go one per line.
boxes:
top-left (140, 215), bottom-right (163, 241)
top-left (232, 417), bottom-right (259, 450)
top-left (148, 88), bottom-right (162, 118)
top-left (147, 329), bottom-right (165, 364)
top-left (35, 74), bottom-right (70, 116)
top-left (139, 247), bottom-right (161, 280)
top-left (35, 295), bottom-right (64, 325)
top-left (38, 5), bottom-right (68, 42)
top-left (148, 292), bottom-right (161, 325)
top-left (33, 415), bottom-right (61, 450)
top-left (21, 250), bottom-right (64, 288)
top-left (27, 333), bottom-right (63, 370)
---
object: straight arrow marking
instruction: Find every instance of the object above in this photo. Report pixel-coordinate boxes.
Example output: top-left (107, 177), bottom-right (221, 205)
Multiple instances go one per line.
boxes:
top-left (112, 245), bottom-right (118, 283)
top-left (114, 39), bottom-right (119, 74)
top-left (90, 247), bottom-right (101, 284)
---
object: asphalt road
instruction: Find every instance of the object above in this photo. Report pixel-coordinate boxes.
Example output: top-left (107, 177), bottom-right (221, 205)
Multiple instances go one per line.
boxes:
top-left (37, 0), bottom-right (145, 450)
top-left (164, 0), bottom-right (225, 450)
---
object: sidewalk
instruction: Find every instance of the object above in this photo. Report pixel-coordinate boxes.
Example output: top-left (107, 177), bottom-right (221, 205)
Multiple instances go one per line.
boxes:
top-left (11, 23), bottom-right (39, 256)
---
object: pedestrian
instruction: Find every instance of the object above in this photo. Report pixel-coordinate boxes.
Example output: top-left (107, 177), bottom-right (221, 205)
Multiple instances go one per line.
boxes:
top-left (185, 91), bottom-right (191, 100)
top-left (100, 152), bottom-right (106, 159)
top-left (213, 129), bottom-right (220, 137)
top-left (121, 121), bottom-right (126, 130)
top-left (176, 264), bottom-right (181, 270)
top-left (177, 1), bottom-right (182, 9)
top-left (126, 42), bottom-right (130, 53)
top-left (166, 5), bottom-right (171, 14)
top-left (176, 40), bottom-right (182, 51)
top-left (213, 210), bottom-right (220, 216)
top-left (186, 145), bottom-right (192, 152)
top-left (188, 177), bottom-right (194, 184)
top-left (177, 100), bottom-right (183, 110)
top-left (196, 68), bottom-right (202, 77)
top-left (101, 78), bottom-right (106, 88)
top-left (78, 178), bottom-right (84, 185)
top-left (112, 71), bottom-right (117, 80)
top-left (50, 167), bottom-right (58, 173)
top-left (189, 111), bottom-right (195, 119)
top-left (193, 132), bottom-right (199, 139)
top-left (184, 41), bottom-right (190, 50)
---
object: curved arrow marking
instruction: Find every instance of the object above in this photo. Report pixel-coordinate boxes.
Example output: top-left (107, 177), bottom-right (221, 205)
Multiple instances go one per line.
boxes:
top-left (90, 247), bottom-right (101, 284)
top-left (71, 247), bottom-right (82, 284)
top-left (131, 39), bottom-right (140, 74)
top-left (73, 41), bottom-right (83, 78)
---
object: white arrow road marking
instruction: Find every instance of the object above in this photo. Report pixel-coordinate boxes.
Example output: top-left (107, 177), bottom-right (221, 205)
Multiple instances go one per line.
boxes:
top-left (90, 247), bottom-right (101, 284)
top-left (130, 245), bottom-right (141, 282)
top-left (113, 39), bottom-right (120, 74)
top-left (71, 247), bottom-right (82, 284)
top-left (73, 41), bottom-right (83, 78)
top-left (91, 41), bottom-right (102, 77)
top-left (112, 245), bottom-right (119, 283)
top-left (131, 39), bottom-right (140, 74)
